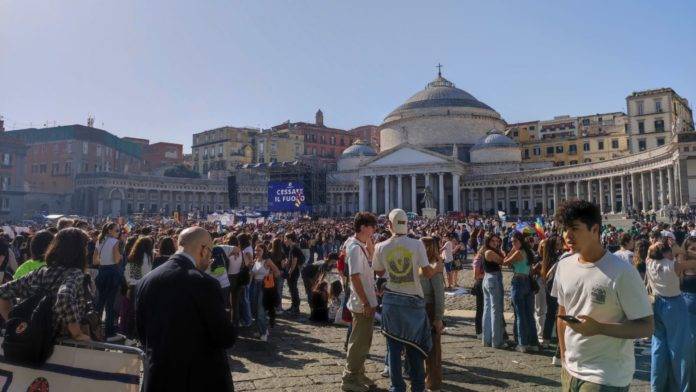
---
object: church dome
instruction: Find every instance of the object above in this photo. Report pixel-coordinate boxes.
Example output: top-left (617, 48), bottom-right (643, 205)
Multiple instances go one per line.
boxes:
top-left (471, 130), bottom-right (518, 151)
top-left (341, 139), bottom-right (377, 157)
top-left (385, 75), bottom-right (496, 120)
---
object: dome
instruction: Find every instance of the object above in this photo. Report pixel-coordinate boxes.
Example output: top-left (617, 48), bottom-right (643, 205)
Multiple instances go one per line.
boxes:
top-left (385, 75), bottom-right (495, 120)
top-left (471, 130), bottom-right (518, 151)
top-left (342, 139), bottom-right (377, 157)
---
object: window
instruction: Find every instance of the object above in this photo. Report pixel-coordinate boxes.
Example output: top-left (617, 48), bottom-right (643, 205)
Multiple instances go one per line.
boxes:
top-left (321, 135), bottom-right (325, 144)
top-left (584, 158), bottom-right (591, 163)
top-left (654, 119), bottom-right (664, 132)
top-left (555, 145), bottom-right (563, 153)
top-left (523, 149), bottom-right (529, 159)
top-left (570, 160), bottom-right (578, 165)
top-left (657, 137), bottom-right (665, 146)
top-left (529, 126), bottom-right (535, 131)
top-left (611, 139), bottom-right (619, 149)
top-left (638, 121), bottom-right (645, 134)
top-left (583, 142), bottom-right (590, 152)
top-left (569, 144), bottom-right (577, 154)
top-left (1, 153), bottom-right (10, 166)
top-left (40, 164), bottom-right (47, 174)
top-left (203, 148), bottom-right (208, 157)
top-left (1, 198), bottom-right (9, 211)
top-left (582, 119), bottom-right (590, 126)
top-left (597, 140), bottom-right (604, 150)
top-left (51, 163), bottom-right (59, 175)
top-left (655, 99), bottom-right (662, 113)
top-left (83, 142), bottom-right (88, 154)
top-left (66, 142), bottom-right (72, 154)
top-left (513, 131), bottom-right (519, 137)
top-left (533, 146), bottom-right (541, 156)
top-left (546, 146), bottom-right (554, 155)
top-left (636, 101), bottom-right (644, 115)
top-left (1, 176), bottom-right (9, 190)
top-left (96, 145), bottom-right (102, 157)
top-left (638, 139), bottom-right (647, 151)
top-left (312, 148), bottom-right (317, 155)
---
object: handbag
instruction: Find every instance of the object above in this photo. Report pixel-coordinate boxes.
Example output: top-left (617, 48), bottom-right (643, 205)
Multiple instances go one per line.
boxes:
top-left (529, 274), bottom-right (540, 295)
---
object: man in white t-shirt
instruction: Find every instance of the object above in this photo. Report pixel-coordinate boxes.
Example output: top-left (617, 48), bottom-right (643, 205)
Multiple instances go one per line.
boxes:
top-left (341, 212), bottom-right (378, 392)
top-left (373, 209), bottom-right (442, 392)
top-left (552, 200), bottom-right (653, 391)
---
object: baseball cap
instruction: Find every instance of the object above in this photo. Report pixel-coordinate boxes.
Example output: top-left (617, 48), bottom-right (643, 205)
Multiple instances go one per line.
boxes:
top-left (388, 209), bottom-right (409, 235)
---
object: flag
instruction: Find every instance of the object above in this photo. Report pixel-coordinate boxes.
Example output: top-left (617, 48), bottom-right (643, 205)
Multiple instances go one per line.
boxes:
top-left (535, 217), bottom-right (546, 239)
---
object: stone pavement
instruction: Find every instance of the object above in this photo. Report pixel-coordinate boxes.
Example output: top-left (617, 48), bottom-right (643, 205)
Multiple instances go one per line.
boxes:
top-left (228, 300), bottom-right (651, 391)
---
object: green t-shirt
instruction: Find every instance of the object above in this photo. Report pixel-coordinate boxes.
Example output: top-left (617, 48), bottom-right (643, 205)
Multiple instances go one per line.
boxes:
top-left (13, 259), bottom-right (46, 280)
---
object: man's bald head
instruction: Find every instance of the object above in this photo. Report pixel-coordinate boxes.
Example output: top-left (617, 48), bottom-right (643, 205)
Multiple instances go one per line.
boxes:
top-left (178, 227), bottom-right (213, 270)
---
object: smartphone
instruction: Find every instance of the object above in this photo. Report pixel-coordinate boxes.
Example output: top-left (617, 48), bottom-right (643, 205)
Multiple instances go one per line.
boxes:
top-left (558, 315), bottom-right (581, 324)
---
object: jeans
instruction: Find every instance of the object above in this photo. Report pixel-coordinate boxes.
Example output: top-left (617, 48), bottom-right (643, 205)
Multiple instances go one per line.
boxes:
top-left (651, 295), bottom-right (695, 392)
top-left (511, 275), bottom-right (539, 347)
top-left (683, 291), bottom-right (696, 341)
top-left (95, 264), bottom-right (121, 338)
top-left (424, 303), bottom-right (442, 391)
top-left (287, 267), bottom-right (301, 311)
top-left (482, 271), bottom-right (504, 347)
top-left (249, 280), bottom-right (268, 336)
top-left (473, 278), bottom-right (483, 335)
top-left (543, 288), bottom-right (559, 342)
top-left (386, 336), bottom-right (426, 392)
top-left (239, 285), bottom-right (252, 326)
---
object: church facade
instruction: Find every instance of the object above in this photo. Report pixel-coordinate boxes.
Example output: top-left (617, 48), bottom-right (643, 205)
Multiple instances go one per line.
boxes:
top-left (325, 73), bottom-right (696, 217)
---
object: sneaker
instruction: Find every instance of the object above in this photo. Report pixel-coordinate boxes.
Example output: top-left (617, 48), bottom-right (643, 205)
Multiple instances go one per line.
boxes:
top-left (515, 345), bottom-right (528, 353)
top-left (357, 374), bottom-right (375, 387)
top-left (551, 356), bottom-right (561, 367)
top-left (260, 333), bottom-right (268, 342)
top-left (528, 345), bottom-right (540, 352)
top-left (380, 366), bottom-right (390, 378)
top-left (341, 382), bottom-right (368, 392)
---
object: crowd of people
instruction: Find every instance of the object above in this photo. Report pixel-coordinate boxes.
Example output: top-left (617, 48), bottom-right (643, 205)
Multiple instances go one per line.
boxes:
top-left (0, 198), bottom-right (694, 391)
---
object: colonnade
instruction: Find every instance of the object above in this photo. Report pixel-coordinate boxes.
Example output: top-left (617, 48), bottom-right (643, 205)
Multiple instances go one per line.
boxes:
top-left (466, 165), bottom-right (681, 216)
top-left (358, 172), bottom-right (461, 214)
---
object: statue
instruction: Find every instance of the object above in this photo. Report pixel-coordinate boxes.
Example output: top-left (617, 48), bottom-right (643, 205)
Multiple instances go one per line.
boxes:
top-left (421, 186), bottom-right (434, 209)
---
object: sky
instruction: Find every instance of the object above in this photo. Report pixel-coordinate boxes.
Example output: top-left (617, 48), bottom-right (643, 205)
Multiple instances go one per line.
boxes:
top-left (1, 1), bottom-right (695, 151)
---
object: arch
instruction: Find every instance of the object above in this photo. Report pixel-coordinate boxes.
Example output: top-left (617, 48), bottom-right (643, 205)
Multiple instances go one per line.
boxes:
top-left (108, 188), bottom-right (125, 200)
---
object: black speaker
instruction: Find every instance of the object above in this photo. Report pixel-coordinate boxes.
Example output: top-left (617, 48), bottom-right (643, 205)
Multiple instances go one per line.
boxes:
top-left (227, 175), bottom-right (238, 208)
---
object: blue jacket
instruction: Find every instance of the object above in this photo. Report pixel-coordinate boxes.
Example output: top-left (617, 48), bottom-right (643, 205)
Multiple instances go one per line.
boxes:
top-left (381, 290), bottom-right (432, 357)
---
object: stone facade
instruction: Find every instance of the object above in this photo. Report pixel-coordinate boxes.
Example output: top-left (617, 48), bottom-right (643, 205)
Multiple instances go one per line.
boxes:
top-left (626, 88), bottom-right (694, 153)
top-left (0, 134), bottom-right (28, 221)
top-left (74, 172), bottom-right (227, 217)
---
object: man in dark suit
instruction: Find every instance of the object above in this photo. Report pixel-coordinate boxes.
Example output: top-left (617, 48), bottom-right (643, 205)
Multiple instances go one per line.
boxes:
top-left (136, 227), bottom-right (236, 391)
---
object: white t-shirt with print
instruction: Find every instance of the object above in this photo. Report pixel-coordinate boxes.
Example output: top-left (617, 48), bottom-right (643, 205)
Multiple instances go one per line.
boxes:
top-left (218, 245), bottom-right (243, 275)
top-left (345, 237), bottom-right (378, 313)
top-left (373, 235), bottom-right (429, 298)
top-left (551, 251), bottom-right (652, 387)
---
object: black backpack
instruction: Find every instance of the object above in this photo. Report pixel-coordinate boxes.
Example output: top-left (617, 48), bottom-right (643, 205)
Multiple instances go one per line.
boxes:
top-left (2, 268), bottom-right (64, 367)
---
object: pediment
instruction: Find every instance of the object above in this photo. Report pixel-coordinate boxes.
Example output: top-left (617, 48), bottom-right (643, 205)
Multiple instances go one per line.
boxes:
top-left (363, 146), bottom-right (450, 167)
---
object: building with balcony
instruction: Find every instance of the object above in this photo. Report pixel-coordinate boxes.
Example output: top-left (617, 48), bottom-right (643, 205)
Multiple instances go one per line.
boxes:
top-left (626, 88), bottom-right (694, 152)
top-left (0, 133), bottom-right (28, 221)
top-left (191, 126), bottom-right (258, 176)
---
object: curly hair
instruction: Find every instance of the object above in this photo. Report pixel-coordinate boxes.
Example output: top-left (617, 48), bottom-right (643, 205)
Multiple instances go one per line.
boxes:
top-left (554, 199), bottom-right (602, 233)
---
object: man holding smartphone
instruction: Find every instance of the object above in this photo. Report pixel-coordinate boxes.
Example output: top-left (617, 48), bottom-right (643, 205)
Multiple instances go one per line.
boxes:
top-left (552, 200), bottom-right (653, 391)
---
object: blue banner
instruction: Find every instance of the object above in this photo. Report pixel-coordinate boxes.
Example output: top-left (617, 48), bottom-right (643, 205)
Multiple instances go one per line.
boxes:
top-left (267, 181), bottom-right (310, 212)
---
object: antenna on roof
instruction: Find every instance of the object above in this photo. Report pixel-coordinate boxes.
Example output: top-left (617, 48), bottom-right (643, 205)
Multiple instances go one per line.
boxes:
top-left (0, 115), bottom-right (4, 132)
top-left (87, 114), bottom-right (95, 128)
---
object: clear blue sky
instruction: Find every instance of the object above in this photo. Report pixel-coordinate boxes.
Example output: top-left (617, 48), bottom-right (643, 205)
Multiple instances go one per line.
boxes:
top-left (1, 1), bottom-right (694, 151)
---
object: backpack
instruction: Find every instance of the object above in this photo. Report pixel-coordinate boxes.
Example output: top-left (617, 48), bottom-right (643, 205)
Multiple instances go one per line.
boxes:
top-left (2, 268), bottom-right (65, 367)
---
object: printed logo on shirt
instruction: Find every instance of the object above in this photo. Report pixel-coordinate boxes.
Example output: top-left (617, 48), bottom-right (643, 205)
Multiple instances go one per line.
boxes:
top-left (385, 245), bottom-right (415, 285)
top-left (590, 285), bottom-right (607, 305)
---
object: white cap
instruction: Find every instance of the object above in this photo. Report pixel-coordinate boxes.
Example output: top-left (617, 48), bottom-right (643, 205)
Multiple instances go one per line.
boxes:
top-left (388, 209), bottom-right (408, 235)
top-left (661, 230), bottom-right (676, 240)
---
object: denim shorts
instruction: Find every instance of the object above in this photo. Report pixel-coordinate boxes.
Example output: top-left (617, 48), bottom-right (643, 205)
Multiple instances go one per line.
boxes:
top-left (444, 262), bottom-right (453, 273)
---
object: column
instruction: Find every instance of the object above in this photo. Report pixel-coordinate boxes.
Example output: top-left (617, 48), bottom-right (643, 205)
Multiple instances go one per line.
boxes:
top-left (467, 189), bottom-right (474, 214)
top-left (517, 185), bottom-right (522, 215)
top-left (452, 173), bottom-right (461, 212)
top-left (530, 185), bottom-right (536, 214)
top-left (609, 176), bottom-right (616, 213)
top-left (574, 181), bottom-right (580, 201)
top-left (620, 175), bottom-right (627, 213)
top-left (542, 184), bottom-right (547, 215)
top-left (641, 172), bottom-right (647, 212)
top-left (438, 173), bottom-right (445, 213)
top-left (371, 176), bottom-right (377, 213)
top-left (425, 173), bottom-right (431, 188)
top-left (564, 182), bottom-right (570, 201)
top-left (384, 175), bottom-right (390, 213)
top-left (659, 169), bottom-right (665, 209)
top-left (505, 187), bottom-right (511, 213)
top-left (667, 167), bottom-right (674, 206)
top-left (631, 174), bottom-right (639, 211)
top-left (358, 176), bottom-right (366, 211)
top-left (397, 175), bottom-right (403, 209)
top-left (650, 170), bottom-right (657, 211)
top-left (552, 183), bottom-right (558, 214)
top-left (674, 163), bottom-right (682, 206)
top-left (411, 174), bottom-right (417, 212)
top-left (492, 187), bottom-right (498, 212)
top-left (598, 178), bottom-right (605, 213)
top-left (586, 180), bottom-right (592, 203)
top-left (479, 188), bottom-right (484, 213)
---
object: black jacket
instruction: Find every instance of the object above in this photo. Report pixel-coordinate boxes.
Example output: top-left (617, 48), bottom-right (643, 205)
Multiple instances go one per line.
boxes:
top-left (135, 253), bottom-right (236, 392)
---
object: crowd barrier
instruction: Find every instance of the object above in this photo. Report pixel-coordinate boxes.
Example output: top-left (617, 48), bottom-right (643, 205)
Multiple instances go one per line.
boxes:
top-left (0, 338), bottom-right (143, 391)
